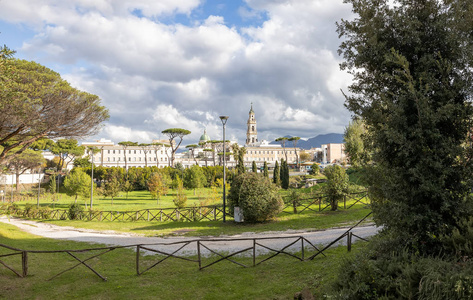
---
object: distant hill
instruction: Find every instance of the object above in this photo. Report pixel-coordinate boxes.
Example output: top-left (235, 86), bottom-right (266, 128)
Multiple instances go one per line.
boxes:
top-left (270, 133), bottom-right (344, 150)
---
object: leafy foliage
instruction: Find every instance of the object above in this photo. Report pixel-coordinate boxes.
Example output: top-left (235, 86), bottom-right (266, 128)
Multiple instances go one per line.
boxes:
top-left (0, 59), bottom-right (108, 164)
top-left (147, 172), bottom-right (169, 204)
top-left (103, 177), bottom-right (121, 205)
top-left (173, 175), bottom-right (187, 209)
top-left (67, 203), bottom-right (83, 220)
top-left (228, 172), bottom-right (283, 223)
top-left (322, 165), bottom-right (349, 211)
top-left (338, 0), bottom-right (473, 253)
top-left (344, 119), bottom-right (367, 167)
top-left (63, 168), bottom-right (91, 202)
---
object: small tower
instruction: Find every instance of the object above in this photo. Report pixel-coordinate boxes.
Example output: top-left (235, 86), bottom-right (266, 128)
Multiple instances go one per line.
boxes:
top-left (246, 103), bottom-right (258, 145)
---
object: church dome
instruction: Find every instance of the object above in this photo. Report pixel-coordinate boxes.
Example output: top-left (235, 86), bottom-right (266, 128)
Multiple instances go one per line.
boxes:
top-left (199, 130), bottom-right (211, 142)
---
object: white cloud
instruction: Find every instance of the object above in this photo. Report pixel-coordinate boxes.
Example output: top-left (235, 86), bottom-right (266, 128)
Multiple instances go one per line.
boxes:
top-left (1, 0), bottom-right (355, 145)
top-left (103, 125), bottom-right (155, 143)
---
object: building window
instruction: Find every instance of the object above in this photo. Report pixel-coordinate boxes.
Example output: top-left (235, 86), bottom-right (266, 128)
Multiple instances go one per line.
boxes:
top-left (134, 150), bottom-right (136, 154)
top-left (252, 126), bottom-right (255, 132)
top-left (107, 157), bottom-right (110, 162)
top-left (113, 150), bottom-right (115, 154)
top-left (113, 157), bottom-right (115, 162)
top-left (107, 150), bottom-right (110, 154)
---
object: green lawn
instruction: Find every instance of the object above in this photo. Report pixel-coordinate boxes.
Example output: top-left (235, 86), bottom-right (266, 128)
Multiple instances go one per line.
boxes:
top-left (0, 222), bottom-right (363, 299)
top-left (4, 188), bottom-right (372, 237)
top-left (37, 206), bottom-right (372, 237)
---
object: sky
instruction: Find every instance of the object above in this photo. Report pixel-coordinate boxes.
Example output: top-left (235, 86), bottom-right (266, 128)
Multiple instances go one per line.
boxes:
top-left (0, 0), bottom-right (355, 146)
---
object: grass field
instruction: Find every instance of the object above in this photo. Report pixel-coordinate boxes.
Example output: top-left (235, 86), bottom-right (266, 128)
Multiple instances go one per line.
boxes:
top-left (0, 222), bottom-right (364, 299)
top-left (4, 188), bottom-right (372, 237)
top-left (10, 188), bottom-right (223, 211)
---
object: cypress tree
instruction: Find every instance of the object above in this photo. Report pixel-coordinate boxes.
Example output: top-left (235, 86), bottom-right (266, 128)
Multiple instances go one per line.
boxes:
top-left (273, 160), bottom-right (280, 186)
top-left (280, 159), bottom-right (289, 189)
top-left (263, 161), bottom-right (269, 178)
top-left (252, 161), bottom-right (257, 173)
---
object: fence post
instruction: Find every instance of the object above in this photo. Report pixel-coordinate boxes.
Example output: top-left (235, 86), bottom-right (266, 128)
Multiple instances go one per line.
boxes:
top-left (347, 232), bottom-right (352, 252)
top-left (344, 195), bottom-right (346, 209)
top-left (176, 210), bottom-right (180, 221)
top-left (147, 210), bottom-right (150, 222)
top-left (301, 238), bottom-right (305, 260)
top-left (319, 198), bottom-right (321, 211)
top-left (213, 207), bottom-right (216, 220)
top-left (136, 245), bottom-right (140, 275)
top-left (253, 239), bottom-right (256, 267)
top-left (160, 210), bottom-right (162, 222)
top-left (197, 241), bottom-right (201, 270)
top-left (22, 251), bottom-right (28, 277)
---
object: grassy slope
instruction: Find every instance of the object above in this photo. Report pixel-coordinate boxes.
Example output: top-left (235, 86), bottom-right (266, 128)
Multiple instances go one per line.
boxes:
top-left (0, 222), bottom-right (363, 299)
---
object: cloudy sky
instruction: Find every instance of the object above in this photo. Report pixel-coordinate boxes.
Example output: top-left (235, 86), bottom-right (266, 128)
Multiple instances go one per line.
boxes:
top-left (0, 0), bottom-right (354, 146)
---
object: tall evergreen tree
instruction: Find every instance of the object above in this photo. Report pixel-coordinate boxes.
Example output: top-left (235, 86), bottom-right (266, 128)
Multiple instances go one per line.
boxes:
top-left (280, 159), bottom-right (289, 190)
top-left (252, 161), bottom-right (257, 173)
top-left (263, 161), bottom-right (269, 178)
top-left (338, 0), bottom-right (473, 253)
top-left (273, 160), bottom-right (280, 186)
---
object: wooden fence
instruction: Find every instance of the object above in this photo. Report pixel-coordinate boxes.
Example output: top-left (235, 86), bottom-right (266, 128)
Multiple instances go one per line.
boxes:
top-left (1, 191), bottom-right (369, 222)
top-left (0, 213), bottom-right (372, 281)
top-left (282, 190), bottom-right (369, 213)
top-left (4, 205), bottom-right (226, 222)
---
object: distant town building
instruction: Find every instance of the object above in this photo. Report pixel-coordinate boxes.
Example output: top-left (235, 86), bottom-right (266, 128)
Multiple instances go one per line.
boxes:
top-left (81, 138), bottom-right (172, 169)
top-left (321, 143), bottom-right (346, 164)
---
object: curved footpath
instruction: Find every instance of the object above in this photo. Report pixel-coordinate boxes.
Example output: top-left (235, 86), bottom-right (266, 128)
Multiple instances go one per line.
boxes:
top-left (0, 216), bottom-right (380, 257)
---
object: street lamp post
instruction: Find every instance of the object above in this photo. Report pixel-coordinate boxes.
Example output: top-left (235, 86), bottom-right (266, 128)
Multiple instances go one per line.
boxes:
top-left (219, 116), bottom-right (229, 222)
top-left (90, 148), bottom-right (95, 209)
top-left (37, 166), bottom-right (41, 208)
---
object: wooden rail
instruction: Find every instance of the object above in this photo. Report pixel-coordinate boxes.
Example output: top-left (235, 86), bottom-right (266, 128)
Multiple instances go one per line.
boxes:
top-left (0, 213), bottom-right (373, 281)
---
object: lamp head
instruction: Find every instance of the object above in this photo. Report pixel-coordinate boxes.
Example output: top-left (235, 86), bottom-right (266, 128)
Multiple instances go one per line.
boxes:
top-left (219, 115), bottom-right (229, 125)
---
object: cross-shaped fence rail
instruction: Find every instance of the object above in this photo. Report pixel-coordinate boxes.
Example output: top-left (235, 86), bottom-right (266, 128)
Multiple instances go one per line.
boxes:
top-left (0, 213), bottom-right (373, 281)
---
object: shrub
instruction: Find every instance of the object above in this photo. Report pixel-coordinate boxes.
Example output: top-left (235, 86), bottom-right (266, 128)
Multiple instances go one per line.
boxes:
top-left (228, 172), bottom-right (283, 223)
top-left (331, 228), bottom-right (473, 300)
top-left (68, 203), bottom-right (83, 220)
top-left (322, 165), bottom-right (349, 211)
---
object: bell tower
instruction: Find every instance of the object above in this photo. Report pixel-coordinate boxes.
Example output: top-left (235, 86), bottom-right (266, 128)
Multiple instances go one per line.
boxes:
top-left (246, 103), bottom-right (258, 145)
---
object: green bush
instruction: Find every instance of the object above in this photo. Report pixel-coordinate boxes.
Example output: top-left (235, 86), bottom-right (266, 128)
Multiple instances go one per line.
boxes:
top-left (323, 165), bottom-right (349, 211)
top-left (68, 203), bottom-right (83, 220)
top-left (331, 234), bottom-right (473, 299)
top-left (227, 172), bottom-right (283, 223)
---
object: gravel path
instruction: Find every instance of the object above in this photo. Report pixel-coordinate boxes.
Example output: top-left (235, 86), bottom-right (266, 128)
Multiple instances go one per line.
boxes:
top-left (0, 216), bottom-right (380, 257)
